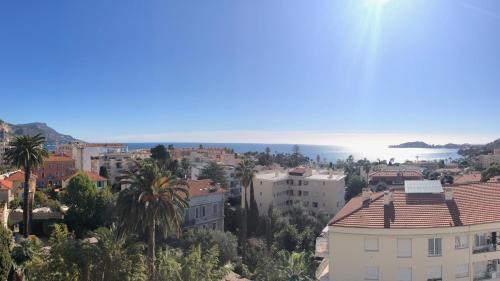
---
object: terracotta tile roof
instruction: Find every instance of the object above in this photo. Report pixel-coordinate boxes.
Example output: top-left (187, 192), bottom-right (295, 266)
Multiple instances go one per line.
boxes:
top-left (330, 182), bottom-right (500, 229)
top-left (187, 179), bottom-right (224, 198)
top-left (369, 170), bottom-right (423, 178)
top-left (64, 171), bottom-right (107, 182)
top-left (454, 172), bottom-right (482, 184)
top-left (289, 167), bottom-right (307, 175)
top-left (0, 180), bottom-right (12, 190)
top-left (81, 143), bottom-right (126, 148)
top-left (6, 171), bottom-right (37, 182)
top-left (45, 154), bottom-right (74, 162)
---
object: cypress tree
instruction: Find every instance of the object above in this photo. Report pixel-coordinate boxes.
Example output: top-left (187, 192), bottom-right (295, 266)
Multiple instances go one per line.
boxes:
top-left (247, 180), bottom-right (259, 236)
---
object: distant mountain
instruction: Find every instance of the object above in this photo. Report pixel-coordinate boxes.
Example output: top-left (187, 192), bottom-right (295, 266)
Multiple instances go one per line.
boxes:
top-left (389, 141), bottom-right (468, 149)
top-left (0, 119), bottom-right (82, 145)
top-left (458, 138), bottom-right (500, 157)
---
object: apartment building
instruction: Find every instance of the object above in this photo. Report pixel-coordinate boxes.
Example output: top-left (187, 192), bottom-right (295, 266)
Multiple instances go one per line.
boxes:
top-left (252, 168), bottom-right (346, 217)
top-left (478, 149), bottom-right (500, 169)
top-left (33, 154), bottom-right (76, 187)
top-left (90, 152), bottom-right (133, 185)
top-left (223, 164), bottom-right (242, 198)
top-left (0, 170), bottom-right (36, 198)
top-left (56, 143), bottom-right (128, 172)
top-left (318, 180), bottom-right (500, 281)
top-left (0, 141), bottom-right (11, 167)
top-left (182, 179), bottom-right (225, 231)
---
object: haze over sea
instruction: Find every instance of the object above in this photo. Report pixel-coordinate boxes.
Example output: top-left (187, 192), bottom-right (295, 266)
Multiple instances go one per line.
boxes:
top-left (127, 143), bottom-right (460, 163)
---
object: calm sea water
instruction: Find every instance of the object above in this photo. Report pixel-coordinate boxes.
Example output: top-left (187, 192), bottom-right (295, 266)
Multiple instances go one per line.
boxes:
top-left (127, 142), bottom-right (460, 163)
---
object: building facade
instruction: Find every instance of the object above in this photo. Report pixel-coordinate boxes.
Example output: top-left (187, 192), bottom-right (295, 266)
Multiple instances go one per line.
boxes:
top-left (182, 179), bottom-right (225, 231)
top-left (253, 168), bottom-right (346, 217)
top-left (319, 181), bottom-right (500, 281)
top-left (478, 150), bottom-right (500, 169)
top-left (57, 143), bottom-right (128, 172)
top-left (33, 154), bottom-right (76, 187)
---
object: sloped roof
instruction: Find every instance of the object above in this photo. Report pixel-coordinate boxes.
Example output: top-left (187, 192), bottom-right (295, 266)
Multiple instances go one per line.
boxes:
top-left (331, 182), bottom-right (500, 229)
top-left (187, 179), bottom-right (224, 198)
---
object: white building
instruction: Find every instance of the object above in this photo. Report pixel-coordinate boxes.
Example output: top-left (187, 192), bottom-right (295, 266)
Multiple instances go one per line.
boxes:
top-left (56, 143), bottom-right (128, 172)
top-left (252, 167), bottom-right (346, 217)
top-left (318, 180), bottom-right (500, 281)
top-left (223, 164), bottom-right (242, 199)
top-left (182, 179), bottom-right (225, 231)
top-left (0, 141), bottom-right (11, 167)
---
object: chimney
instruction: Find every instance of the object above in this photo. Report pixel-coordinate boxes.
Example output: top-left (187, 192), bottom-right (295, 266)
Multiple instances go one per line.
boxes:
top-left (444, 186), bottom-right (453, 201)
top-left (362, 188), bottom-right (371, 201)
top-left (383, 190), bottom-right (393, 205)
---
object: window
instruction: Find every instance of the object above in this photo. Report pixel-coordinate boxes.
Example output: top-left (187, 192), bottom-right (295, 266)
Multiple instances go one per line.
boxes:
top-left (474, 233), bottom-right (487, 247)
top-left (455, 264), bottom-right (468, 278)
top-left (202, 206), bottom-right (206, 217)
top-left (364, 237), bottom-right (379, 252)
top-left (213, 204), bottom-right (217, 215)
top-left (303, 191), bottom-right (309, 196)
top-left (298, 190), bottom-right (302, 196)
top-left (212, 223), bottom-right (217, 230)
top-left (298, 180), bottom-right (302, 186)
top-left (195, 208), bottom-right (199, 218)
top-left (397, 239), bottom-right (412, 257)
top-left (427, 265), bottom-right (441, 281)
top-left (260, 192), bottom-right (262, 196)
top-left (364, 266), bottom-right (379, 280)
top-left (312, 202), bottom-right (319, 208)
top-left (455, 235), bottom-right (468, 249)
top-left (397, 267), bottom-right (412, 281)
top-left (428, 238), bottom-right (442, 256)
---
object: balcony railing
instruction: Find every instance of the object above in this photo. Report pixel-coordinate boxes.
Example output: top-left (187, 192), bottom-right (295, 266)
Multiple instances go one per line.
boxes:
top-left (428, 249), bottom-right (442, 257)
top-left (474, 271), bottom-right (499, 281)
top-left (473, 244), bottom-right (497, 254)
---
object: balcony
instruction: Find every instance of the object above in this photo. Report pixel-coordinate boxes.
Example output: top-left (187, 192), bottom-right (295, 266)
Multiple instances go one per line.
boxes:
top-left (474, 259), bottom-right (500, 281)
top-left (315, 236), bottom-right (328, 257)
top-left (474, 244), bottom-right (497, 254)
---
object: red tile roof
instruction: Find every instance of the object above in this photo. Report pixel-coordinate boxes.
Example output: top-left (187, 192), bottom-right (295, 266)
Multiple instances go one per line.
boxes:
top-left (187, 179), bottom-right (224, 198)
top-left (289, 167), bottom-right (307, 175)
top-left (6, 171), bottom-right (37, 182)
top-left (0, 180), bottom-right (12, 190)
top-left (331, 182), bottom-right (500, 229)
top-left (454, 172), bottom-right (482, 184)
top-left (45, 154), bottom-right (74, 162)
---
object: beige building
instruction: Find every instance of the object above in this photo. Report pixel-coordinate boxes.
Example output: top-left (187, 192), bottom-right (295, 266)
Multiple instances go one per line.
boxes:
top-left (182, 179), bottom-right (225, 231)
top-left (478, 149), bottom-right (500, 169)
top-left (318, 181), bottom-right (500, 281)
top-left (252, 167), bottom-right (346, 217)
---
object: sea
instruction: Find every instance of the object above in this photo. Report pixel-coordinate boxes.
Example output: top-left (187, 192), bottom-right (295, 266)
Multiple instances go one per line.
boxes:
top-left (126, 143), bottom-right (461, 163)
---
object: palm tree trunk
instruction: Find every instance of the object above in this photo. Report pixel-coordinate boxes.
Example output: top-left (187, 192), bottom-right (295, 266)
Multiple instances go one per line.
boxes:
top-left (147, 221), bottom-right (156, 281)
top-left (23, 167), bottom-right (30, 237)
top-left (241, 185), bottom-right (248, 209)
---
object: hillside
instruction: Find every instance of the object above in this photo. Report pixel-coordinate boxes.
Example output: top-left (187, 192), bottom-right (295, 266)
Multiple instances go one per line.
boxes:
top-left (0, 119), bottom-right (82, 145)
top-left (389, 141), bottom-right (465, 149)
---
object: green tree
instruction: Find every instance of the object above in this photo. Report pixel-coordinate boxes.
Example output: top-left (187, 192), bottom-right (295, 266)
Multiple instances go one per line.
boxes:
top-left (247, 180), bottom-right (259, 236)
top-left (181, 245), bottom-right (229, 281)
top-left (11, 235), bottom-right (44, 281)
top-left (60, 173), bottom-right (103, 237)
top-left (198, 161), bottom-right (227, 188)
top-left (117, 159), bottom-right (189, 280)
top-left (150, 145), bottom-right (170, 163)
top-left (291, 145), bottom-right (300, 167)
top-left (0, 226), bottom-right (11, 281)
top-left (482, 164), bottom-right (500, 182)
top-left (344, 175), bottom-right (366, 202)
top-left (4, 133), bottom-right (48, 237)
top-left (179, 158), bottom-right (191, 179)
top-left (156, 248), bottom-right (182, 281)
top-left (277, 251), bottom-right (315, 281)
top-left (180, 229), bottom-right (238, 266)
top-left (87, 226), bottom-right (147, 281)
top-left (235, 158), bottom-right (255, 253)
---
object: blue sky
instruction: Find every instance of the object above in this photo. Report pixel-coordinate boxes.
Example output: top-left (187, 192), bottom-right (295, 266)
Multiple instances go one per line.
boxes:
top-left (1, 0), bottom-right (499, 145)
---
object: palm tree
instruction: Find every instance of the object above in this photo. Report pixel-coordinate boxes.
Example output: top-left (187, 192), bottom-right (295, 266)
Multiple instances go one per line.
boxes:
top-left (235, 158), bottom-right (255, 209)
top-left (116, 159), bottom-right (189, 280)
top-left (4, 134), bottom-right (48, 237)
top-left (278, 251), bottom-right (315, 281)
